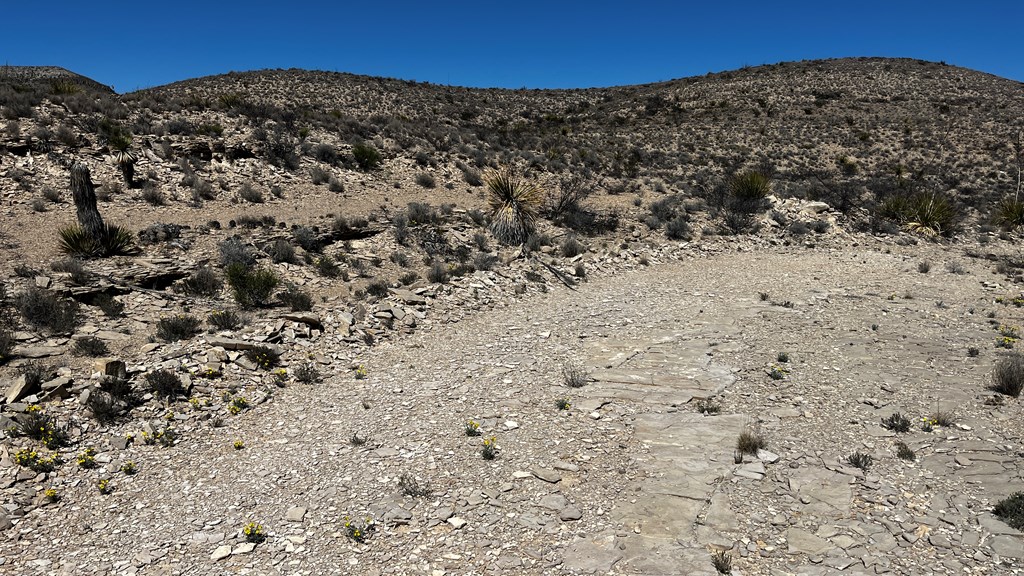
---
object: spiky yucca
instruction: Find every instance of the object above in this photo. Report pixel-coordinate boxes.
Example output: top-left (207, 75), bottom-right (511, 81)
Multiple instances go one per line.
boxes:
top-left (58, 223), bottom-right (136, 257)
top-left (484, 168), bottom-right (543, 245)
top-left (996, 197), bottom-right (1024, 229)
top-left (108, 132), bottom-right (136, 186)
top-left (728, 171), bottom-right (772, 202)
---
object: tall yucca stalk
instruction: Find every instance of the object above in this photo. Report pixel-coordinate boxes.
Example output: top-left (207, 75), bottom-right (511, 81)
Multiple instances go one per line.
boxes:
top-left (108, 132), bottom-right (136, 186)
top-left (484, 168), bottom-right (543, 245)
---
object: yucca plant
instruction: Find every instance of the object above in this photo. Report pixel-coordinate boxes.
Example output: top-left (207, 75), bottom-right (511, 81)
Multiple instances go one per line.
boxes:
top-left (58, 223), bottom-right (136, 257)
top-left (483, 168), bottom-right (543, 245)
top-left (995, 197), bottom-right (1024, 230)
top-left (728, 171), bottom-right (772, 202)
top-left (108, 132), bottom-right (136, 186)
top-left (880, 190), bottom-right (957, 237)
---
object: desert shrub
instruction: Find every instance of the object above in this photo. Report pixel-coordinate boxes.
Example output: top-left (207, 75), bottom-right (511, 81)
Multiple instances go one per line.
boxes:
top-left (399, 271), bottom-right (419, 285)
top-left (315, 255), bottom-right (340, 277)
top-left (141, 183), bottom-right (166, 206)
top-left (994, 492), bottom-right (1024, 530)
top-left (473, 252), bottom-right (497, 271)
top-left (208, 309), bottom-right (245, 330)
top-left (42, 187), bottom-right (61, 203)
top-left (467, 208), bottom-right (486, 226)
top-left (365, 280), bottom-right (389, 299)
top-left (245, 345), bottom-right (280, 369)
top-left (146, 369), bottom-right (186, 401)
top-left (0, 323), bottom-right (14, 363)
top-left (484, 168), bottom-right (542, 245)
top-left (736, 428), bottom-right (767, 455)
top-left (328, 176), bottom-right (345, 193)
top-left (995, 197), bottom-right (1024, 229)
top-left (278, 284), bottom-right (313, 311)
top-left (225, 264), bottom-right (279, 308)
top-left (881, 412), bottom-right (912, 433)
top-left (352, 142), bottom-right (382, 171)
top-left (233, 214), bottom-right (276, 229)
top-left (811, 219), bottom-right (831, 233)
top-left (524, 232), bottom-right (550, 253)
top-left (415, 173), bottom-right (436, 188)
top-left (918, 261), bottom-right (931, 273)
top-left (562, 360), bottom-right (588, 388)
top-left (664, 215), bottom-right (692, 240)
top-left (991, 353), bottom-right (1024, 397)
top-left (156, 314), bottom-right (201, 342)
top-left (266, 239), bottom-right (297, 264)
top-left (238, 183), bottom-right (263, 204)
top-left (846, 451), bottom-right (873, 470)
top-left (58, 224), bottom-right (136, 258)
top-left (294, 362), bottom-right (321, 384)
top-left (311, 143), bottom-right (338, 164)
top-left (15, 288), bottom-right (80, 333)
top-left (50, 257), bottom-right (90, 285)
top-left (30, 199), bottom-right (46, 212)
top-left (561, 235), bottom-right (586, 257)
top-left (218, 237), bottom-right (256, 268)
top-left (55, 125), bottom-right (77, 146)
top-left (407, 202), bottom-right (439, 225)
top-left (392, 214), bottom-right (410, 245)
top-left (427, 262), bottom-right (448, 284)
top-left (73, 336), bottom-right (108, 357)
top-left (178, 267), bottom-right (222, 296)
top-left (711, 550), bottom-right (732, 574)
top-left (85, 390), bottom-right (126, 423)
top-left (310, 166), bottom-right (330, 185)
top-left (292, 226), bottom-right (320, 252)
top-left (879, 190), bottom-right (958, 236)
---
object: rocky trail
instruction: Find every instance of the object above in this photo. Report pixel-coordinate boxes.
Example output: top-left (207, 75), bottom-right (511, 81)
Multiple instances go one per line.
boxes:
top-left (3, 241), bottom-right (1024, 575)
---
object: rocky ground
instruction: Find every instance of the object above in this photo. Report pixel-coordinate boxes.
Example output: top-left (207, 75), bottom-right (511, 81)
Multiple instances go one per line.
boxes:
top-left (1, 224), bottom-right (1023, 575)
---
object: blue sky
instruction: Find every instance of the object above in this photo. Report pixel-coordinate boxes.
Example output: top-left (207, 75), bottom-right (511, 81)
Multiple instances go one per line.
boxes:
top-left (4, 1), bottom-right (1021, 92)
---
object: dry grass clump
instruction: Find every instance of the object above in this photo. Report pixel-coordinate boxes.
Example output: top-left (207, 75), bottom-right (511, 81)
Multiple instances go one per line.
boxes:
top-left (990, 353), bottom-right (1024, 397)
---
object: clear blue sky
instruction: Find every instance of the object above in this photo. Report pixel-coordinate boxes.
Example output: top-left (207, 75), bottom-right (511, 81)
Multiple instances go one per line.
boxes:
top-left (4, 1), bottom-right (1022, 92)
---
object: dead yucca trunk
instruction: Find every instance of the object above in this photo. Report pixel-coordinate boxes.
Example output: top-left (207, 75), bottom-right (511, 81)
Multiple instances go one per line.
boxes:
top-left (70, 163), bottom-right (105, 240)
top-left (484, 168), bottom-right (543, 245)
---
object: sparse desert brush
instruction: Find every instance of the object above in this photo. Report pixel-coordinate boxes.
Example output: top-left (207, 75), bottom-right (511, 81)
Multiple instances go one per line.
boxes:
top-left (881, 412), bottom-right (912, 433)
top-left (294, 361), bottom-right (321, 384)
top-left (277, 284), bottom-right (313, 311)
top-left (146, 369), bottom-right (186, 401)
top-left (846, 451), bottom-right (873, 471)
top-left (991, 353), bottom-right (1024, 397)
top-left (352, 142), bottom-right (381, 171)
top-left (208, 309), bottom-right (244, 331)
top-left (711, 550), bottom-right (732, 574)
top-left (228, 395), bottom-right (250, 415)
top-left (895, 441), bottom-right (916, 461)
top-left (238, 182), bottom-right (264, 203)
top-left (156, 314), bottom-right (201, 342)
top-left (73, 335), bottom-right (108, 357)
top-left (555, 397), bottom-right (571, 410)
top-left (994, 492), bottom-right (1024, 530)
top-left (218, 237), bottom-right (256, 268)
top-left (736, 426), bottom-right (766, 455)
top-left (398, 473), bottom-right (432, 497)
top-left (314, 255), bottom-right (341, 277)
top-left (94, 293), bottom-right (125, 318)
top-left (484, 167), bottom-right (543, 245)
top-left (177, 267), bottom-right (222, 296)
top-left (225, 263), bottom-right (279, 308)
top-left (696, 398), bottom-right (721, 414)
top-left (15, 287), bottom-right (80, 333)
top-left (245, 345), bottom-right (280, 370)
top-left (562, 360), bottom-right (589, 388)
top-left (729, 170), bottom-right (772, 203)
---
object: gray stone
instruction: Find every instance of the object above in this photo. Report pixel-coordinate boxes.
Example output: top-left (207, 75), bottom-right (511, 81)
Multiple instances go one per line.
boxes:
top-left (210, 545), bottom-right (231, 561)
top-left (390, 289), bottom-right (427, 305)
top-left (559, 506), bottom-right (583, 521)
top-left (539, 494), bottom-right (569, 510)
top-left (532, 467), bottom-right (562, 483)
top-left (286, 506), bottom-right (307, 522)
top-left (206, 336), bottom-right (257, 351)
top-left (447, 517), bottom-right (467, 529)
top-left (787, 528), bottom-right (835, 555)
top-left (4, 375), bottom-right (35, 404)
top-left (989, 535), bottom-right (1024, 559)
top-left (232, 542), bottom-right (255, 555)
top-left (562, 533), bottom-right (623, 574)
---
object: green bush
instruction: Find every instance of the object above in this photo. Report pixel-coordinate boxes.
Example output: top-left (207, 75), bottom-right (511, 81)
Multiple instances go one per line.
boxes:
top-left (879, 191), bottom-right (958, 237)
top-left (58, 223), bottom-right (136, 258)
top-left (145, 369), bottom-right (186, 401)
top-left (225, 264), bottom-right (279, 308)
top-left (73, 336), bottom-right (108, 357)
top-left (729, 171), bottom-right (772, 203)
top-left (994, 492), bottom-right (1024, 530)
top-left (156, 314), bottom-right (202, 342)
top-left (995, 197), bottom-right (1024, 229)
top-left (277, 284), bottom-right (313, 311)
top-left (177, 267), bottom-right (223, 296)
top-left (352, 142), bottom-right (381, 171)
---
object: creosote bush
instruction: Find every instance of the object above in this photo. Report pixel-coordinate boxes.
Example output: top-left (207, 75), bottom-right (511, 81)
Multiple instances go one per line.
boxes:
top-left (15, 287), bottom-right (80, 333)
top-left (352, 142), bottom-right (382, 171)
top-left (178, 267), bottom-right (222, 296)
top-left (146, 369), bottom-right (186, 401)
top-left (208, 309), bottom-right (244, 330)
top-left (156, 314), bottom-right (202, 342)
top-left (73, 336), bottom-right (108, 357)
top-left (994, 492), bottom-right (1024, 531)
top-left (225, 264), bottom-right (279, 308)
top-left (278, 284), bottom-right (313, 311)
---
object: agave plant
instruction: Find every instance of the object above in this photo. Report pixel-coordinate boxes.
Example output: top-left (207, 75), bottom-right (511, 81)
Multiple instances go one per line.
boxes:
top-left (108, 132), bottom-right (136, 186)
top-left (483, 168), bottom-right (543, 245)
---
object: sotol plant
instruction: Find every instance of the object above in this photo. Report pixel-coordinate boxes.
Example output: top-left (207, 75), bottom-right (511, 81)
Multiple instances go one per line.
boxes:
top-left (484, 168), bottom-right (543, 245)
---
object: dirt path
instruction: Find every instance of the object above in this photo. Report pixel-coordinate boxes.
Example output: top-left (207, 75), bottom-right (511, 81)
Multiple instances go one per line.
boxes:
top-left (3, 242), bottom-right (1022, 575)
